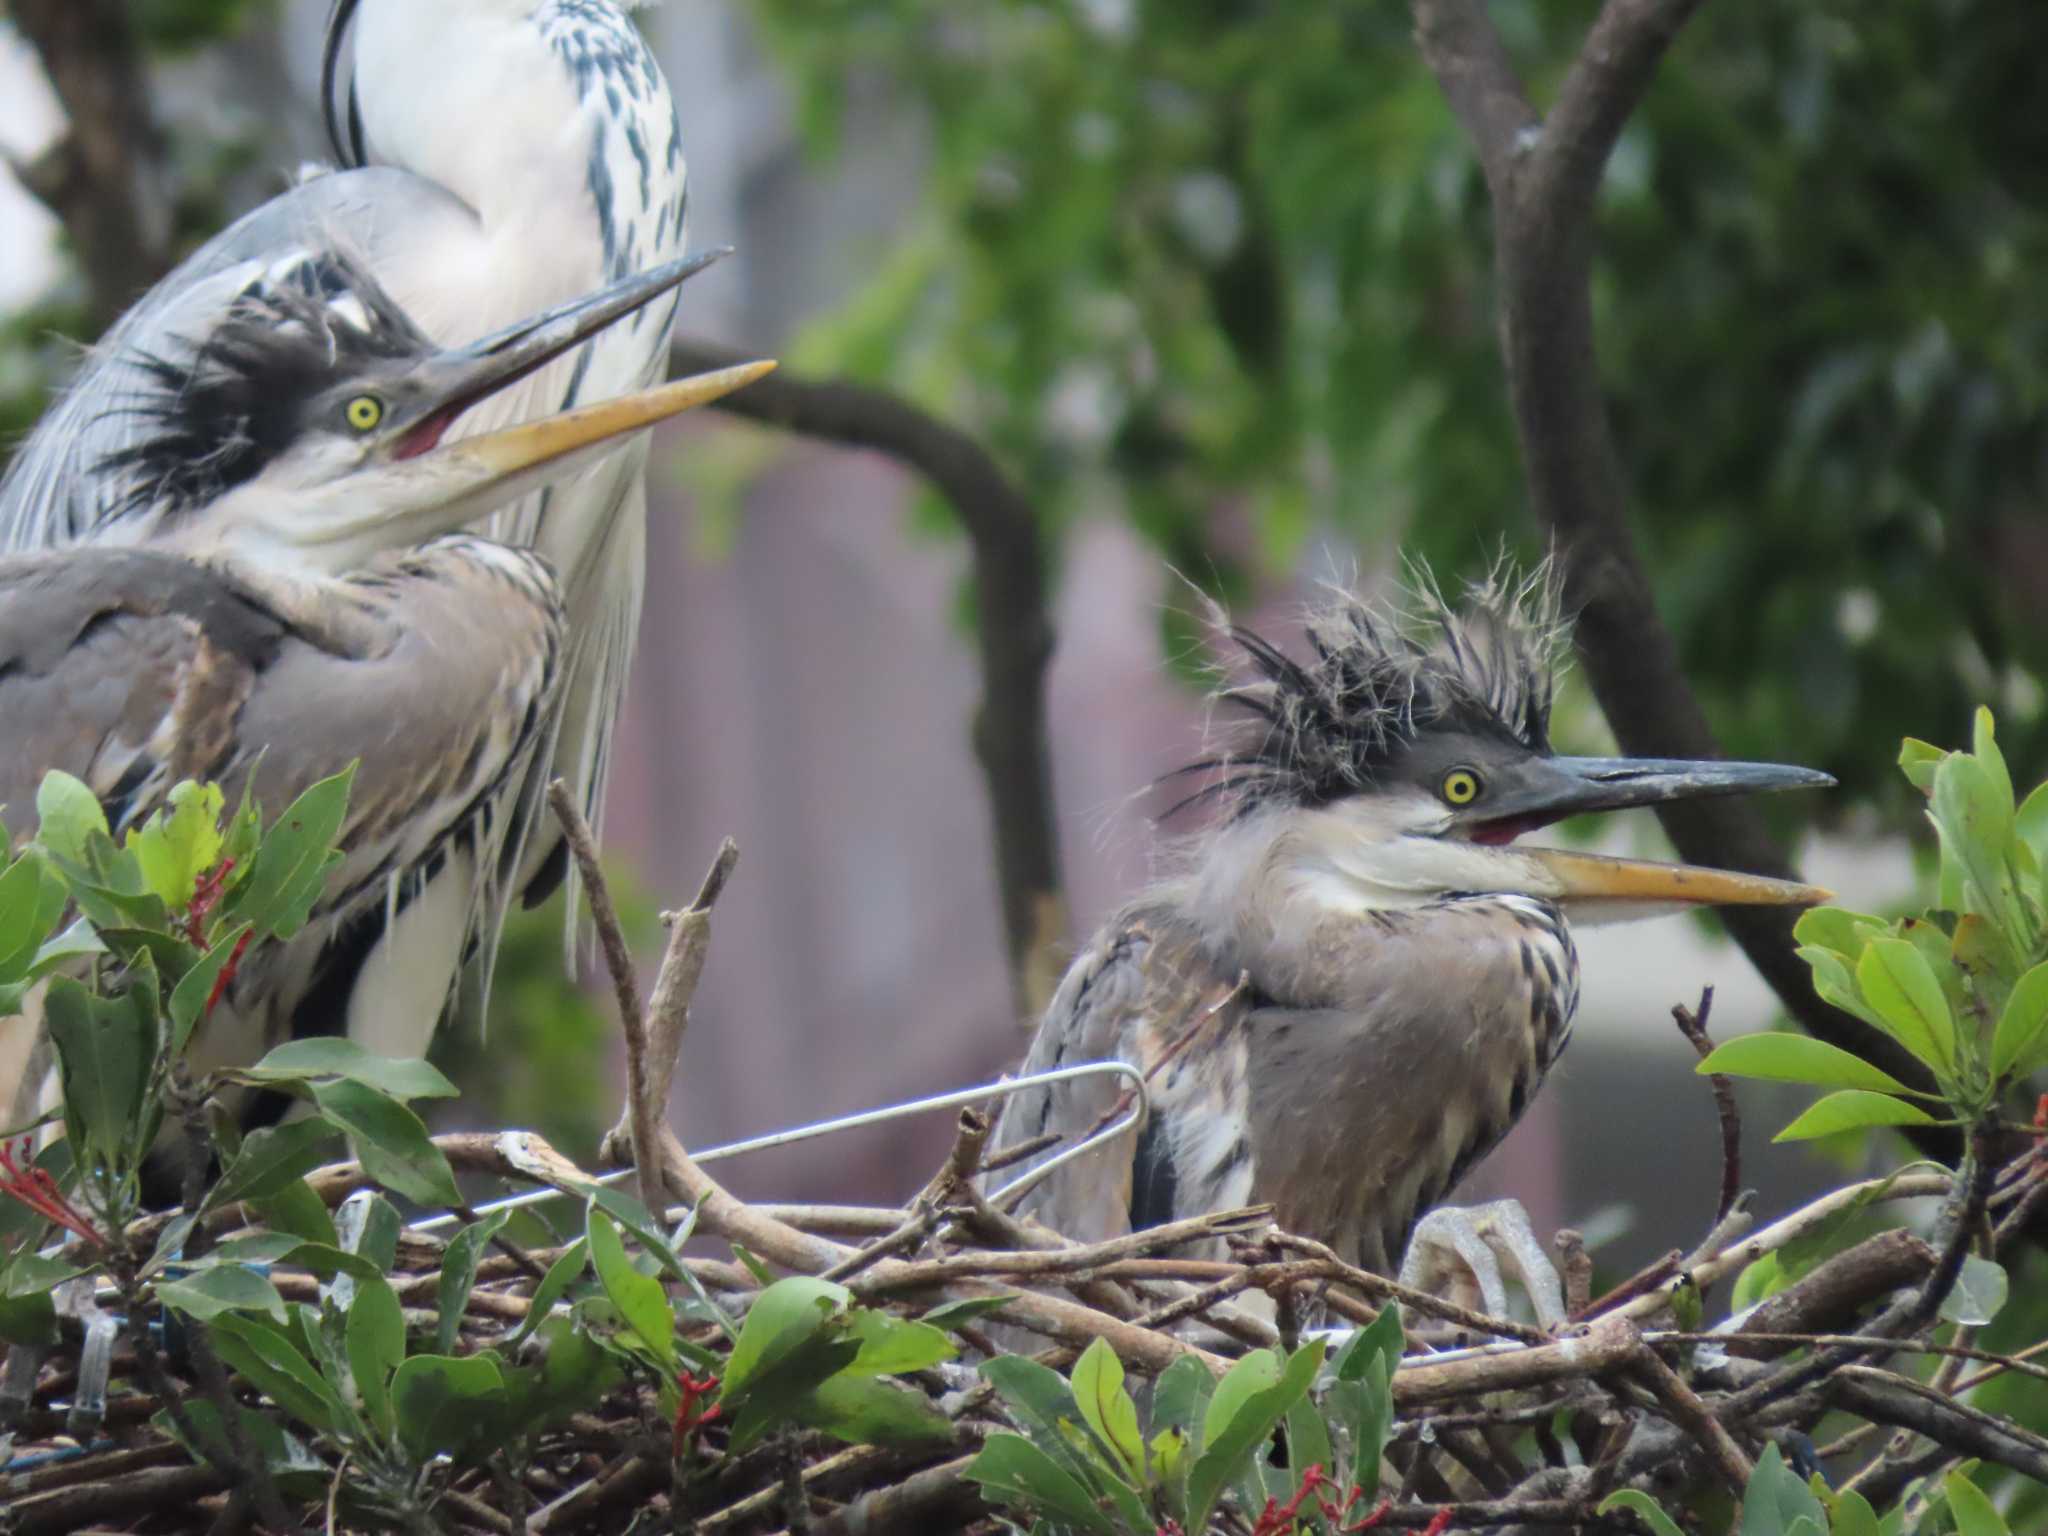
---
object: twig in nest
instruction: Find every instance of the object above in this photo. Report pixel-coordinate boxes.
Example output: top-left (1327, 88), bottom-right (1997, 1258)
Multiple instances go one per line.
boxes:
top-left (1720, 1120), bottom-right (1999, 1418)
top-left (628, 839), bottom-right (742, 1159)
top-left (1670, 987), bottom-right (1741, 1223)
top-left (1630, 1346), bottom-right (1753, 1494)
top-left (548, 779), bottom-right (662, 1215)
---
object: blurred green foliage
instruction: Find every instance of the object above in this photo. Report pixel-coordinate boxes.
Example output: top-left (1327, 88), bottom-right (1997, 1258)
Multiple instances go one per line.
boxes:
top-left (748, 0), bottom-right (2048, 824)
top-left (132, 0), bottom-right (276, 53)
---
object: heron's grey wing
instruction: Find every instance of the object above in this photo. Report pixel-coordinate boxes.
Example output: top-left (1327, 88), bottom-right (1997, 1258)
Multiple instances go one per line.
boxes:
top-left (0, 541), bottom-right (562, 1079)
top-left (0, 168), bottom-right (479, 551)
top-left (1238, 897), bottom-right (1572, 1274)
top-left (0, 550), bottom-right (283, 823)
top-left (987, 905), bottom-right (1253, 1244)
top-left (198, 538), bottom-right (565, 1075)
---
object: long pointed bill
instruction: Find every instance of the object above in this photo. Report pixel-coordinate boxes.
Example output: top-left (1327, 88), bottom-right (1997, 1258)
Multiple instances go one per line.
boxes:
top-left (1461, 755), bottom-right (1836, 846)
top-left (1521, 846), bottom-right (1831, 912)
top-left (363, 360), bottom-right (777, 545)
top-left (388, 247), bottom-right (735, 462)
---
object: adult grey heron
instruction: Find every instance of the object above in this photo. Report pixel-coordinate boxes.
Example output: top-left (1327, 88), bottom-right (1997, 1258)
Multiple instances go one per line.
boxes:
top-left (0, 0), bottom-right (690, 1060)
top-left (986, 566), bottom-right (1833, 1325)
top-left (0, 246), bottom-right (767, 1135)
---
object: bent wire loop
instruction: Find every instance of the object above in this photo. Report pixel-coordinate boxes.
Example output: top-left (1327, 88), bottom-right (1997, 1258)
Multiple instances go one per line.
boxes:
top-left (407, 1058), bottom-right (1150, 1236)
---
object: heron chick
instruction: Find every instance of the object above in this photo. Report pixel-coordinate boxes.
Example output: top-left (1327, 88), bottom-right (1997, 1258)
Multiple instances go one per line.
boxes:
top-left (987, 565), bottom-right (1833, 1326)
top-left (0, 250), bottom-right (770, 1135)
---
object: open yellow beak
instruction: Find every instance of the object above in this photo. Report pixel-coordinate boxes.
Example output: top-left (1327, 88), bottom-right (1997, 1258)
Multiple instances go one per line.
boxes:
top-left (453, 361), bottom-right (778, 479)
top-left (1524, 846), bottom-right (1831, 908)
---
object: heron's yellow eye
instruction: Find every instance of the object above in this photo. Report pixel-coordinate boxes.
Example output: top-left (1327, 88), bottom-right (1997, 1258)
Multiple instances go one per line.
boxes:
top-left (1441, 768), bottom-right (1482, 806)
top-left (345, 395), bottom-right (385, 432)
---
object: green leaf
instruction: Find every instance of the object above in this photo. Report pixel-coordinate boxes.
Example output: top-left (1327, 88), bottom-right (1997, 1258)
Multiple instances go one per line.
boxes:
top-left (0, 1288), bottom-right (58, 1347)
top-left (1944, 1470), bottom-right (2011, 1536)
top-left (586, 1206), bottom-right (676, 1371)
top-left (281, 1243), bottom-right (385, 1283)
top-left (335, 1190), bottom-right (401, 1273)
top-left (156, 1266), bottom-right (288, 1324)
top-left (510, 1238), bottom-right (589, 1348)
top-left (438, 1210), bottom-right (510, 1354)
top-left (1855, 939), bottom-right (1957, 1075)
top-left (45, 974), bottom-right (158, 1171)
top-left (1283, 1394), bottom-right (1333, 1507)
top-left (722, 1275), bottom-right (848, 1399)
top-left (844, 1307), bottom-right (956, 1376)
top-left (1333, 1300), bottom-right (1405, 1382)
top-left (1071, 1337), bottom-right (1146, 1484)
top-left (1933, 748), bottom-right (2023, 947)
top-left (1149, 1354), bottom-right (1214, 1439)
top-left (1831, 1489), bottom-right (1881, 1536)
top-left (967, 1432), bottom-right (1119, 1535)
top-left (169, 921), bottom-right (254, 1055)
top-left (0, 851), bottom-right (66, 982)
top-left (722, 1328), bottom-right (864, 1455)
top-left (251, 1179), bottom-right (341, 1248)
top-left (1792, 906), bottom-right (1887, 959)
top-left (1597, 1490), bottom-right (1685, 1536)
top-left (308, 1079), bottom-right (460, 1206)
top-left (228, 767), bottom-right (354, 941)
top-left (25, 918), bottom-right (105, 981)
top-left (153, 1399), bottom-right (323, 1480)
top-left (202, 1117), bottom-right (340, 1214)
top-left (2016, 783), bottom-right (2048, 868)
top-left (584, 1189), bottom-right (730, 1338)
top-left (208, 1313), bottom-right (348, 1436)
top-left (916, 1294), bottom-right (1016, 1331)
top-left (186, 1235), bottom-right (301, 1269)
top-left (241, 1038), bottom-right (457, 1100)
top-left (801, 1370), bottom-right (957, 1448)
top-left (1741, 1442), bottom-right (1827, 1536)
top-left (979, 1354), bottom-right (1116, 1495)
top-left (1773, 1090), bottom-right (1938, 1142)
top-left (391, 1352), bottom-right (508, 1464)
top-left (1186, 1341), bottom-right (1324, 1529)
top-left (1993, 961), bottom-right (2048, 1080)
top-left (1937, 1255), bottom-right (2008, 1327)
top-left (346, 1274), bottom-right (405, 1439)
top-left (1973, 708), bottom-right (2014, 817)
top-left (1696, 1033), bottom-right (1912, 1095)
top-left (499, 1313), bottom-right (624, 1436)
top-left (34, 771), bottom-right (110, 863)
top-left (125, 779), bottom-right (225, 912)
top-left (1341, 1356), bottom-right (1395, 1498)
top-left (1798, 947), bottom-right (1898, 1037)
top-left (1899, 738), bottom-right (1947, 793)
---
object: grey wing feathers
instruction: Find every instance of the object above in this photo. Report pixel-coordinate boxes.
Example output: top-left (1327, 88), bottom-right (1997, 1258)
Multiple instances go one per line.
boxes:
top-left (0, 551), bottom-right (284, 826)
top-left (986, 907), bottom-right (1253, 1245)
top-left (0, 168), bottom-right (476, 552)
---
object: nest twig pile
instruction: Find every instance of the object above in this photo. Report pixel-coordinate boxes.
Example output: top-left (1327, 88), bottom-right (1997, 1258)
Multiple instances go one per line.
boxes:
top-left (5, 805), bottom-right (2047, 1535)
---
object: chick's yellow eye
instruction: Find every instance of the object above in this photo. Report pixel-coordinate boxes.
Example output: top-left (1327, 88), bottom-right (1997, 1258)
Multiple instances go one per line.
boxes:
top-left (345, 396), bottom-right (384, 432)
top-left (1441, 768), bottom-right (1482, 806)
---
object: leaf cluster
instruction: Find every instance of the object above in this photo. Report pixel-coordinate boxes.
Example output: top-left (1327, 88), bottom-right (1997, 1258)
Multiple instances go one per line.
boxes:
top-left (1700, 708), bottom-right (2048, 1142)
top-left (968, 1305), bottom-right (1401, 1535)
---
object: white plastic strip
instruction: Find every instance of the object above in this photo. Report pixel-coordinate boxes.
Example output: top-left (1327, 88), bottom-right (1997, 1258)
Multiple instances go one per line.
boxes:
top-left (407, 1059), bottom-right (1148, 1236)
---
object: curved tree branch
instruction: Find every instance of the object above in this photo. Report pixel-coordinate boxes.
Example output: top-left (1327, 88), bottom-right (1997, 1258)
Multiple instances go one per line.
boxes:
top-left (1410, 0), bottom-right (1946, 1117)
top-left (672, 340), bottom-right (1065, 1024)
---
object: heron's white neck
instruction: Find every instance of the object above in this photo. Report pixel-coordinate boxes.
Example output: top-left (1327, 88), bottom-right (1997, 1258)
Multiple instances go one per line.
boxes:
top-left (1176, 798), bottom-right (1570, 955)
top-left (350, 0), bottom-right (686, 325)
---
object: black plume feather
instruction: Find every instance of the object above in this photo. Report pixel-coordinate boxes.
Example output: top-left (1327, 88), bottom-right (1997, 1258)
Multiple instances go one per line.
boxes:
top-left (1175, 560), bottom-right (1569, 818)
top-left (93, 250), bottom-right (425, 525)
